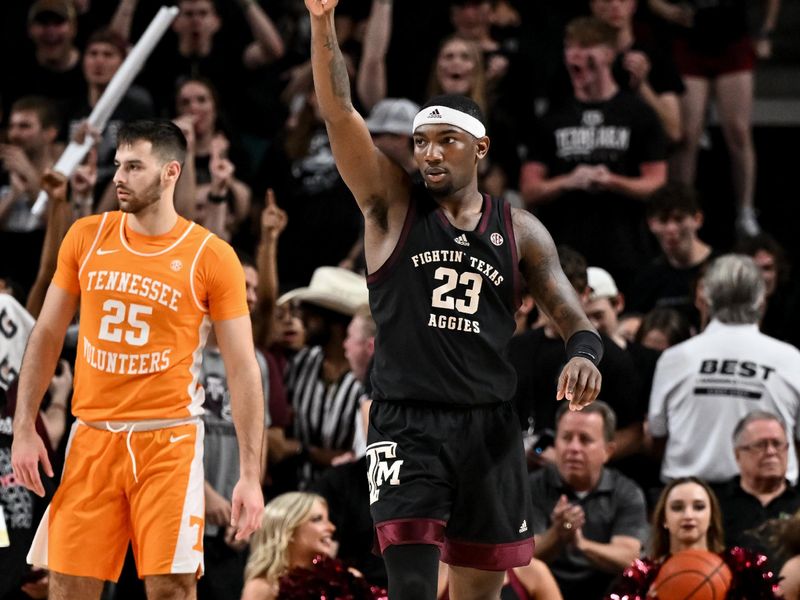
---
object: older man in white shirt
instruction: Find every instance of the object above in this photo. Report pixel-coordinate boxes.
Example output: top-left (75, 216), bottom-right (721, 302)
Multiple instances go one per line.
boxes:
top-left (648, 254), bottom-right (800, 484)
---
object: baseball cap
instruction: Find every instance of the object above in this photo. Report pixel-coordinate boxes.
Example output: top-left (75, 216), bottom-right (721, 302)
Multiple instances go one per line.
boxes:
top-left (365, 98), bottom-right (420, 136)
top-left (587, 266), bottom-right (619, 300)
top-left (28, 0), bottom-right (75, 24)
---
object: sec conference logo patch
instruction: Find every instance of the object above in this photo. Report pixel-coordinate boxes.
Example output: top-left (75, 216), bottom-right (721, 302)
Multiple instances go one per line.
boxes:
top-left (171, 260), bottom-right (183, 272)
top-left (490, 233), bottom-right (504, 246)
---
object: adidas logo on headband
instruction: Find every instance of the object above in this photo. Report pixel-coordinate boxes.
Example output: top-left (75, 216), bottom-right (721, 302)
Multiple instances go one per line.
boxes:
top-left (413, 105), bottom-right (486, 138)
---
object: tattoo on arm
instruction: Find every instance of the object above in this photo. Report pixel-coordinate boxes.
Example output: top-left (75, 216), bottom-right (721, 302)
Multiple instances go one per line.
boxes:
top-left (325, 37), bottom-right (353, 112)
top-left (516, 210), bottom-right (592, 338)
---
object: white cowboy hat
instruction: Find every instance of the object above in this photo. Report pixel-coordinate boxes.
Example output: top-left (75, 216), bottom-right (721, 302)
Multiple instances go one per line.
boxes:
top-left (277, 267), bottom-right (369, 316)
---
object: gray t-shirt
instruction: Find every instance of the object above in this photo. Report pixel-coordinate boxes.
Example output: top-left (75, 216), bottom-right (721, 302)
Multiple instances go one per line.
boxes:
top-left (530, 463), bottom-right (648, 600)
top-left (201, 346), bottom-right (270, 536)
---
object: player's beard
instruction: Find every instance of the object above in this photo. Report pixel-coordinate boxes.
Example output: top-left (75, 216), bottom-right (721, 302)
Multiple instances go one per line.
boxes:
top-left (425, 180), bottom-right (454, 198)
top-left (118, 175), bottom-right (162, 214)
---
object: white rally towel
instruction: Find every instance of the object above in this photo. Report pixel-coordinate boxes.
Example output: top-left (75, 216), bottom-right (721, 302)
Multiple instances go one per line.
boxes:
top-left (0, 294), bottom-right (35, 391)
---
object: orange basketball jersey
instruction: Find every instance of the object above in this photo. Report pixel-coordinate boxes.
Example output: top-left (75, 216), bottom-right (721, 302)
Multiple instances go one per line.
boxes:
top-left (52, 211), bottom-right (248, 421)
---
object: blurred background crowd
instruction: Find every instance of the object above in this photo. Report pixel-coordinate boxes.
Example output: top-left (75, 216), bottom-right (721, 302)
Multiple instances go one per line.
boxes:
top-left (1, 0), bottom-right (800, 598)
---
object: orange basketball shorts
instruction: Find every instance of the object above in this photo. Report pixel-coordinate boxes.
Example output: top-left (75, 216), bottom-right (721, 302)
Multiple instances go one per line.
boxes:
top-left (27, 419), bottom-right (205, 581)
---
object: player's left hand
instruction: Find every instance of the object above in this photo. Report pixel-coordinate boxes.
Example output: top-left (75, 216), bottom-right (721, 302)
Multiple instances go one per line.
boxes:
top-left (230, 477), bottom-right (264, 541)
top-left (556, 357), bottom-right (601, 411)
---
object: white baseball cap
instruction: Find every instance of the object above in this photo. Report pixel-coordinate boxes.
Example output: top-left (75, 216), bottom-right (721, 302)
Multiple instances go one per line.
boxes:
top-left (587, 266), bottom-right (619, 300)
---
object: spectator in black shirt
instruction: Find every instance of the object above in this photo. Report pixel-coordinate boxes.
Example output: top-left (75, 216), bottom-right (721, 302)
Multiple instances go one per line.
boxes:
top-left (590, 0), bottom-right (684, 144)
top-left (1, 0), bottom-right (86, 124)
top-left (735, 233), bottom-right (800, 350)
top-left (509, 247), bottom-right (642, 462)
top-left (520, 17), bottom-right (667, 294)
top-left (717, 411), bottom-right (800, 568)
top-left (628, 182), bottom-right (716, 331)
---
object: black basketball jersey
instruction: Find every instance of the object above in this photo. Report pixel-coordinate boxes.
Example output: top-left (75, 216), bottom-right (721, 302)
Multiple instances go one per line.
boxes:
top-left (368, 184), bottom-right (521, 406)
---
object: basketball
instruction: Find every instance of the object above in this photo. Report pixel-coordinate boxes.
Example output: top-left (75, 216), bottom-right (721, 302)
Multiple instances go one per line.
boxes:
top-left (649, 549), bottom-right (732, 600)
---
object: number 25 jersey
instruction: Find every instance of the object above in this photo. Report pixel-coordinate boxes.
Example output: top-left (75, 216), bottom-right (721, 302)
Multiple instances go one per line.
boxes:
top-left (52, 211), bottom-right (249, 422)
top-left (368, 186), bottom-right (521, 406)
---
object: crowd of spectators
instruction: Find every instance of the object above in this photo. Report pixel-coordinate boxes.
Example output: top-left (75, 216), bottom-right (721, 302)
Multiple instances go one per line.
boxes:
top-left (2, 0), bottom-right (799, 599)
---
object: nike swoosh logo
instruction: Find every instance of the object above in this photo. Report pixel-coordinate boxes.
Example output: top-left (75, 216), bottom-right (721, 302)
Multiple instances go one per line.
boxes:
top-left (169, 434), bottom-right (191, 443)
top-left (97, 248), bottom-right (119, 255)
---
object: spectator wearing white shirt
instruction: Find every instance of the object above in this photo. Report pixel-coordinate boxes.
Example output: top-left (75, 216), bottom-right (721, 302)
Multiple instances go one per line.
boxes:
top-left (648, 254), bottom-right (800, 485)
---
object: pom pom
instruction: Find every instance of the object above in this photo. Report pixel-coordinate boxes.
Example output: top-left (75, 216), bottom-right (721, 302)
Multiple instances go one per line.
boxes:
top-left (604, 557), bottom-right (662, 600)
top-left (277, 555), bottom-right (388, 600)
top-left (723, 546), bottom-right (781, 599)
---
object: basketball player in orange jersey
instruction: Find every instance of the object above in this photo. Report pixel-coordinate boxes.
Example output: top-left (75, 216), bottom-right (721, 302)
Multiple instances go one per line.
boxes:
top-left (11, 120), bottom-right (265, 600)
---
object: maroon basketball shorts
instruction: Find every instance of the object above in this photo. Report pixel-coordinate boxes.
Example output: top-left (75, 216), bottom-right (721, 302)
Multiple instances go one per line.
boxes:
top-left (673, 36), bottom-right (756, 79)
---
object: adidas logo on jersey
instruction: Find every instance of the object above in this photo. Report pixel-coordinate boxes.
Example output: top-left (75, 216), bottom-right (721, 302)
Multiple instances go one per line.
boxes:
top-left (427, 108), bottom-right (442, 119)
top-left (519, 520), bottom-right (528, 534)
top-left (453, 234), bottom-right (469, 247)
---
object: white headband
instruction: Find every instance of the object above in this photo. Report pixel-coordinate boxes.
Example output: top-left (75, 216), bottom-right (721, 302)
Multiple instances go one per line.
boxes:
top-left (412, 105), bottom-right (486, 138)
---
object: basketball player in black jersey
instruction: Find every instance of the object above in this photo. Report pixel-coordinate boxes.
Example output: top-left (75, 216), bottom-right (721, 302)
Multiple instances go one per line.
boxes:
top-left (306, 1), bottom-right (603, 598)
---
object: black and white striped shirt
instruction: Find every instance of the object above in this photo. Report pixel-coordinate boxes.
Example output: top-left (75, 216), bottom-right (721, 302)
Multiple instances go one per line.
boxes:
top-left (286, 344), bottom-right (363, 454)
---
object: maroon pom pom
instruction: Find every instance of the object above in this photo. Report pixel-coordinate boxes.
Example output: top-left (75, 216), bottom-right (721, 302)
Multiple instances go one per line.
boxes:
top-left (278, 555), bottom-right (387, 600)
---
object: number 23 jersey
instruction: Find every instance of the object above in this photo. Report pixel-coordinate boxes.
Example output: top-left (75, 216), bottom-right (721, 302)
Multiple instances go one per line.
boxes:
top-left (368, 186), bottom-right (521, 406)
top-left (52, 211), bottom-right (249, 421)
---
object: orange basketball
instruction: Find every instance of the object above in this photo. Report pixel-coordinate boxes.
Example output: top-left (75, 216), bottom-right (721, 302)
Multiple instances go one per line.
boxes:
top-left (649, 549), bottom-right (732, 600)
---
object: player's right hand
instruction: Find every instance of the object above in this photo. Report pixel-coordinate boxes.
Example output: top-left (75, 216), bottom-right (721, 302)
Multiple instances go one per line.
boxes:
top-left (305, 0), bottom-right (338, 17)
top-left (11, 428), bottom-right (53, 498)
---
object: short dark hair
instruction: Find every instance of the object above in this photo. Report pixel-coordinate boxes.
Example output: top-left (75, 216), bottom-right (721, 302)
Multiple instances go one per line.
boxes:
top-left (555, 399), bottom-right (617, 443)
top-left (734, 232), bottom-right (791, 286)
top-left (11, 95), bottom-right (60, 130)
top-left (421, 94), bottom-right (486, 129)
top-left (235, 249), bottom-right (256, 270)
top-left (565, 17), bottom-right (618, 49)
top-left (557, 245), bottom-right (588, 295)
top-left (634, 307), bottom-right (692, 347)
top-left (646, 182), bottom-right (702, 219)
top-left (85, 27), bottom-right (127, 58)
top-left (116, 119), bottom-right (187, 167)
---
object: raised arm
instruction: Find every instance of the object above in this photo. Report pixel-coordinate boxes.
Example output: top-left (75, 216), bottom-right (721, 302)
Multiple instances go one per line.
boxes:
top-left (109, 0), bottom-right (139, 42)
top-left (513, 208), bottom-right (602, 409)
top-left (240, 0), bottom-right (286, 69)
top-left (306, 0), bottom-right (400, 211)
top-left (26, 171), bottom-right (73, 319)
top-left (356, 0), bottom-right (392, 110)
top-left (253, 189), bottom-right (287, 350)
top-left (307, 0), bottom-right (411, 273)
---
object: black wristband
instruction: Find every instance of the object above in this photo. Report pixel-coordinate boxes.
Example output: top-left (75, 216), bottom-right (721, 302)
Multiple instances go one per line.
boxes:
top-left (207, 190), bottom-right (230, 204)
top-left (565, 330), bottom-right (604, 366)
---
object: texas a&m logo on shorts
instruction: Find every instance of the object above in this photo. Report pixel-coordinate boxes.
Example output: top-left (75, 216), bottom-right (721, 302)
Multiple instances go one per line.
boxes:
top-left (366, 441), bottom-right (404, 504)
